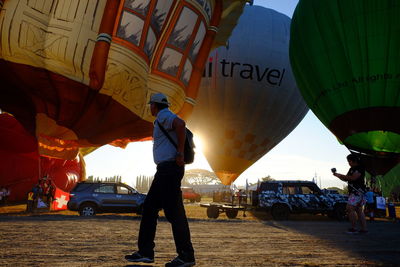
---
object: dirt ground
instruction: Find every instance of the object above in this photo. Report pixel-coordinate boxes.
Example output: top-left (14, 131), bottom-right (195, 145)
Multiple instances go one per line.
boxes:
top-left (0, 205), bottom-right (399, 266)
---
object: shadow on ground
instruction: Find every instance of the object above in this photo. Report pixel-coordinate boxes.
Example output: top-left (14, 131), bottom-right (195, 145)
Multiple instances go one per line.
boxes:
top-left (248, 208), bottom-right (400, 266)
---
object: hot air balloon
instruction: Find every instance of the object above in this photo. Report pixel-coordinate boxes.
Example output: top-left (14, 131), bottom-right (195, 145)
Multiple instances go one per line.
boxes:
top-left (290, 0), bottom-right (400, 176)
top-left (0, 113), bottom-right (85, 203)
top-left (375, 163), bottom-right (400, 197)
top-left (188, 5), bottom-right (309, 185)
top-left (0, 0), bottom-right (248, 160)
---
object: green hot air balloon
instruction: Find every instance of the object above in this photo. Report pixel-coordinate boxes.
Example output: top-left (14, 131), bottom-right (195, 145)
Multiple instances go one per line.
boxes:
top-left (290, 0), bottom-right (400, 175)
top-left (373, 163), bottom-right (400, 197)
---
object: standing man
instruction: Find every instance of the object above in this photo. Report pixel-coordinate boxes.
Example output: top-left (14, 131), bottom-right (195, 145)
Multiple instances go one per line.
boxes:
top-left (333, 154), bottom-right (368, 234)
top-left (125, 93), bottom-right (195, 267)
top-left (365, 187), bottom-right (375, 221)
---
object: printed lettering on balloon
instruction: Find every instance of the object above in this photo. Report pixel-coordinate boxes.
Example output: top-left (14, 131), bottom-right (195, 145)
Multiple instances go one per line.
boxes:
top-left (203, 58), bottom-right (286, 87)
top-left (312, 72), bottom-right (400, 109)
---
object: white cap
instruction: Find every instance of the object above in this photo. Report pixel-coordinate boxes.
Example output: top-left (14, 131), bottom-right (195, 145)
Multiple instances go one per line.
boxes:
top-left (148, 93), bottom-right (170, 106)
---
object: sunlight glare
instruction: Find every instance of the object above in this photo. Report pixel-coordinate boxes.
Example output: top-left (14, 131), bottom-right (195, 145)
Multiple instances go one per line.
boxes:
top-left (193, 135), bottom-right (204, 153)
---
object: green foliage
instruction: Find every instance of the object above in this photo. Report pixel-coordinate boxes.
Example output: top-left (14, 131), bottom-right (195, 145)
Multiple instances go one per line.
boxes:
top-left (342, 185), bottom-right (348, 195)
top-left (261, 176), bottom-right (274, 182)
top-left (183, 169), bottom-right (220, 185)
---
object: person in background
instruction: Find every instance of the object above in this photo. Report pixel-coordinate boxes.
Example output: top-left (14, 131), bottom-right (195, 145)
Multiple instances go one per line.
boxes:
top-left (32, 183), bottom-right (42, 208)
top-left (125, 93), bottom-right (195, 267)
top-left (26, 190), bottom-right (35, 212)
top-left (43, 178), bottom-right (54, 206)
top-left (365, 187), bottom-right (375, 221)
top-left (333, 154), bottom-right (368, 234)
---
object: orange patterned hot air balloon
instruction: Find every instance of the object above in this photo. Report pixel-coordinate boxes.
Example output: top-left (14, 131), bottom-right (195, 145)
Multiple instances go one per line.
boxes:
top-left (0, 0), bottom-right (248, 160)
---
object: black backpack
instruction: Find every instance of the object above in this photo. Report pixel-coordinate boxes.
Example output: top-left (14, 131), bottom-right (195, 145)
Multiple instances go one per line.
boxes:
top-left (156, 121), bottom-right (195, 164)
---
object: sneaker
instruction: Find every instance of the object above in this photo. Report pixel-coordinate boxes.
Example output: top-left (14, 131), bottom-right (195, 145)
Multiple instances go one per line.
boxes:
top-left (358, 230), bottom-right (369, 234)
top-left (346, 228), bottom-right (358, 234)
top-left (165, 256), bottom-right (195, 267)
top-left (125, 251), bottom-right (154, 263)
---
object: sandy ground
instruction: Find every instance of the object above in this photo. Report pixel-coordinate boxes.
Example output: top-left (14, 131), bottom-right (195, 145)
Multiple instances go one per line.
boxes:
top-left (0, 205), bottom-right (399, 266)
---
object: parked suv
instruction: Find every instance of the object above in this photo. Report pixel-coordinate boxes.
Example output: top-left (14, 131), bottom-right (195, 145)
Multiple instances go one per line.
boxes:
top-left (181, 187), bottom-right (201, 203)
top-left (68, 181), bottom-right (146, 216)
top-left (254, 180), bottom-right (347, 220)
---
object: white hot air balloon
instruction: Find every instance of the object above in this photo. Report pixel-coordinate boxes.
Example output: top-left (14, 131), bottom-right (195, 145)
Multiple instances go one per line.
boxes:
top-left (188, 5), bottom-right (309, 185)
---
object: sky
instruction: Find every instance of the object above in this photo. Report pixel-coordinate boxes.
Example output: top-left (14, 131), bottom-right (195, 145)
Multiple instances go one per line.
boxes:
top-left (84, 0), bottom-right (350, 190)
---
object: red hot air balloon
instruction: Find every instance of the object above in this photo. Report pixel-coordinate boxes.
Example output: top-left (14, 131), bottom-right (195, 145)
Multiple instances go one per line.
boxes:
top-left (0, 113), bottom-right (85, 203)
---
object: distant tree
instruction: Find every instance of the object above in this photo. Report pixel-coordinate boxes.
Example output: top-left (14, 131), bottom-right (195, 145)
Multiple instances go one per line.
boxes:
top-left (183, 169), bottom-right (220, 185)
top-left (86, 175), bottom-right (122, 183)
top-left (86, 175), bottom-right (101, 182)
top-left (135, 175), bottom-right (154, 192)
top-left (261, 175), bottom-right (274, 182)
top-left (342, 185), bottom-right (348, 195)
top-left (103, 175), bottom-right (122, 183)
top-left (247, 176), bottom-right (274, 187)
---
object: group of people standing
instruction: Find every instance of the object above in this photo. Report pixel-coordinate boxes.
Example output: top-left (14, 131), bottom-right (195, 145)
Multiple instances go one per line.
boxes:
top-left (26, 176), bottom-right (55, 212)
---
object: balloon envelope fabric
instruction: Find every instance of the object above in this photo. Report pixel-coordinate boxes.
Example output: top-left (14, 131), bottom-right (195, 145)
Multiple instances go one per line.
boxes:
top-left (188, 5), bottom-right (309, 185)
top-left (0, 0), bottom-right (247, 160)
top-left (0, 113), bottom-right (85, 203)
top-left (290, 0), bottom-right (400, 157)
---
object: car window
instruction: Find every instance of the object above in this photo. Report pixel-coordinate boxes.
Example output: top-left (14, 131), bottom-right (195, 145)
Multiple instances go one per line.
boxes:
top-left (260, 183), bottom-right (278, 192)
top-left (283, 186), bottom-right (296, 195)
top-left (73, 183), bottom-right (93, 192)
top-left (116, 185), bottom-right (131, 195)
top-left (301, 186), bottom-right (313, 194)
top-left (94, 185), bottom-right (115, 194)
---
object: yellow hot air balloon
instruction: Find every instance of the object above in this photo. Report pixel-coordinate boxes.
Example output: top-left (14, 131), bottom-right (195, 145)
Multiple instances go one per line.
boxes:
top-left (0, 0), bottom-right (248, 159)
top-left (188, 5), bottom-right (309, 185)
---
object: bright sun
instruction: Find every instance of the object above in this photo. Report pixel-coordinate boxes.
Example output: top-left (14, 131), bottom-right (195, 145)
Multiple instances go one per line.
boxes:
top-left (193, 135), bottom-right (204, 153)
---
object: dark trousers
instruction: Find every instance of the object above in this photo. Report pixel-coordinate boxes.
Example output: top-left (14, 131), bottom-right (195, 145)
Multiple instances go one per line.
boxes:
top-left (138, 161), bottom-right (194, 260)
top-left (26, 200), bottom-right (34, 212)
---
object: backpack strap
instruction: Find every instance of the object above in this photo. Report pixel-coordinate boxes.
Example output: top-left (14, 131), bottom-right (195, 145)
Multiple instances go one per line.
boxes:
top-left (156, 120), bottom-right (178, 149)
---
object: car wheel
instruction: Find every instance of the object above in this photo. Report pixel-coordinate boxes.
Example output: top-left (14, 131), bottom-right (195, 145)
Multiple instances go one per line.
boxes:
top-left (206, 206), bottom-right (219, 219)
top-left (79, 203), bottom-right (97, 216)
top-left (190, 199), bottom-right (195, 203)
top-left (195, 196), bottom-right (201, 202)
top-left (271, 204), bottom-right (290, 220)
top-left (225, 209), bottom-right (238, 219)
top-left (334, 204), bottom-right (347, 221)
